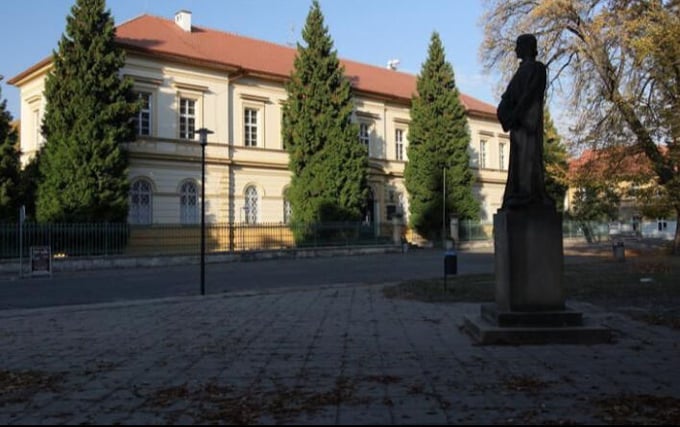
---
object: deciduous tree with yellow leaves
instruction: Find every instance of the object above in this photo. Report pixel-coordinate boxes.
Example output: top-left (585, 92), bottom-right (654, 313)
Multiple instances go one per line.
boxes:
top-left (481, 0), bottom-right (680, 254)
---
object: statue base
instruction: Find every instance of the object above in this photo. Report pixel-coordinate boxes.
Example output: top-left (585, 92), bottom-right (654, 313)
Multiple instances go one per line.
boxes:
top-left (494, 206), bottom-right (564, 311)
top-left (462, 303), bottom-right (612, 345)
top-left (462, 206), bottom-right (611, 345)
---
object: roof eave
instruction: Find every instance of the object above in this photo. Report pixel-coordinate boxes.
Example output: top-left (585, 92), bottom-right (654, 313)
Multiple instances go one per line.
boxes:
top-left (467, 110), bottom-right (499, 122)
top-left (7, 56), bottom-right (53, 86)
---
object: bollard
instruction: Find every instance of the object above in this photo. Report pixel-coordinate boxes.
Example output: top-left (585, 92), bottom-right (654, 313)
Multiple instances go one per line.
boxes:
top-left (612, 241), bottom-right (625, 262)
top-left (443, 249), bottom-right (457, 290)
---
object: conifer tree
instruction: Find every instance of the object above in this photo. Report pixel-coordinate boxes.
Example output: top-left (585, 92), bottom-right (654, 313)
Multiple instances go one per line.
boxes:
top-left (38, 0), bottom-right (138, 223)
top-left (543, 109), bottom-right (569, 212)
top-left (0, 82), bottom-right (20, 221)
top-left (282, 0), bottom-right (368, 233)
top-left (404, 32), bottom-right (478, 241)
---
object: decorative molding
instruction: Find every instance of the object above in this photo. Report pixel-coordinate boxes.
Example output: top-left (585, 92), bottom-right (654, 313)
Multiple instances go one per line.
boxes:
top-left (355, 110), bottom-right (381, 120)
top-left (125, 74), bottom-right (163, 86)
top-left (26, 94), bottom-right (42, 104)
top-left (172, 81), bottom-right (209, 93)
top-left (240, 93), bottom-right (270, 103)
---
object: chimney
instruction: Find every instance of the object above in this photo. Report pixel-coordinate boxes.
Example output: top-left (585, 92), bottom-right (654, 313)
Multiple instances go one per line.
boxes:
top-left (175, 10), bottom-right (192, 32)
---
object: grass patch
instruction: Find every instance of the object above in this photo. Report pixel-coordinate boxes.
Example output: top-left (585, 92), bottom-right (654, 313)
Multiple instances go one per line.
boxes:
top-left (383, 254), bottom-right (680, 329)
top-left (382, 273), bottom-right (494, 302)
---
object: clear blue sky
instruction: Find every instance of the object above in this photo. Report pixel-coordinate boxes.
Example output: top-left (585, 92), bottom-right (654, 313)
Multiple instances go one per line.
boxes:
top-left (1, 0), bottom-right (499, 120)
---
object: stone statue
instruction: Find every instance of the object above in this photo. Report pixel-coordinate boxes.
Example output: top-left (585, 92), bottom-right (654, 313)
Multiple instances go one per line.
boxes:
top-left (497, 34), bottom-right (554, 209)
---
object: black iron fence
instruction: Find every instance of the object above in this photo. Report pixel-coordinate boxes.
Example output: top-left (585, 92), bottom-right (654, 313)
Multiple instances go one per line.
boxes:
top-left (0, 223), bottom-right (129, 259)
top-left (0, 219), bottom-right (620, 260)
top-left (0, 222), bottom-right (397, 259)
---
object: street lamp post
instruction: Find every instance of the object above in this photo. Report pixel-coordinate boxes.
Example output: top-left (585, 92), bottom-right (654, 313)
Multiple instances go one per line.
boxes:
top-left (197, 128), bottom-right (213, 296)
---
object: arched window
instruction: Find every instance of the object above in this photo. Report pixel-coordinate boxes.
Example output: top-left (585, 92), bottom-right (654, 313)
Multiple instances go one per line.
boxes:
top-left (129, 179), bottom-right (153, 224)
top-left (283, 198), bottom-right (292, 224)
top-left (245, 186), bottom-right (258, 224)
top-left (180, 180), bottom-right (198, 224)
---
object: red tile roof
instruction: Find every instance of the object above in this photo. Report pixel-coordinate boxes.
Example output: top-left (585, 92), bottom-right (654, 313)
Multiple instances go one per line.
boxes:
top-left (117, 15), bottom-right (497, 118)
top-left (11, 14), bottom-right (497, 118)
top-left (568, 147), bottom-right (657, 180)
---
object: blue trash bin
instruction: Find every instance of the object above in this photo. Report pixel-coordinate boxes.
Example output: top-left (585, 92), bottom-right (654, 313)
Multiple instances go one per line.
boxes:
top-left (444, 250), bottom-right (457, 275)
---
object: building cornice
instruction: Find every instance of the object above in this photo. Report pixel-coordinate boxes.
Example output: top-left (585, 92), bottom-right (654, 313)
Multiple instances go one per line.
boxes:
top-left (7, 56), bottom-right (53, 86)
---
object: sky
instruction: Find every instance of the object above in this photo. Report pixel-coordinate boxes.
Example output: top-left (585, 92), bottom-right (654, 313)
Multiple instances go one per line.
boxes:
top-left (0, 0), bottom-right (502, 121)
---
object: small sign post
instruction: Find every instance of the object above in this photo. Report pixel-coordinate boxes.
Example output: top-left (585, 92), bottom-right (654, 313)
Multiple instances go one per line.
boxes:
top-left (30, 246), bottom-right (52, 277)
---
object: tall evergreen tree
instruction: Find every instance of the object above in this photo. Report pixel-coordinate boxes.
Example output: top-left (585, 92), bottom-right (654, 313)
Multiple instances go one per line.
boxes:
top-left (18, 153), bottom-right (41, 222)
top-left (282, 0), bottom-right (368, 231)
top-left (38, 0), bottom-right (138, 223)
top-left (404, 32), bottom-right (478, 241)
top-left (0, 82), bottom-right (20, 221)
top-left (543, 109), bottom-right (569, 212)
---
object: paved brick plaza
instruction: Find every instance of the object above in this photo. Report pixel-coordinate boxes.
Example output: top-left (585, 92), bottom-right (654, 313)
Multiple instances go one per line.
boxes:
top-left (1, 284), bottom-right (678, 424)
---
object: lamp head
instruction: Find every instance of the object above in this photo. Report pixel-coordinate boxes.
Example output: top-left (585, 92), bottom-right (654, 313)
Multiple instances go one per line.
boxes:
top-left (196, 128), bottom-right (213, 146)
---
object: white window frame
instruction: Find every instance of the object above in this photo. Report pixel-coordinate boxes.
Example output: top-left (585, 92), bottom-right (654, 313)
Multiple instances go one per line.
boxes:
top-left (499, 141), bottom-right (507, 171)
top-left (359, 122), bottom-right (370, 155)
top-left (244, 107), bottom-right (259, 147)
top-left (244, 186), bottom-right (258, 224)
top-left (283, 198), bottom-right (292, 224)
top-left (179, 97), bottom-right (197, 140)
top-left (179, 180), bottom-right (199, 225)
top-left (129, 76), bottom-right (161, 137)
top-left (395, 128), bottom-right (405, 161)
top-left (479, 139), bottom-right (488, 169)
top-left (129, 179), bottom-right (153, 225)
top-left (135, 92), bottom-right (152, 137)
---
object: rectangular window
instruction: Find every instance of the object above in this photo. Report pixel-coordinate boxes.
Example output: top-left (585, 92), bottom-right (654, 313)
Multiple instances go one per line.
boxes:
top-left (479, 140), bottom-right (487, 169)
top-left (33, 109), bottom-right (41, 148)
top-left (179, 98), bottom-right (195, 139)
top-left (244, 108), bottom-right (258, 147)
top-left (395, 129), bottom-right (404, 161)
top-left (359, 123), bottom-right (370, 154)
top-left (135, 92), bottom-right (151, 136)
top-left (499, 142), bottom-right (506, 170)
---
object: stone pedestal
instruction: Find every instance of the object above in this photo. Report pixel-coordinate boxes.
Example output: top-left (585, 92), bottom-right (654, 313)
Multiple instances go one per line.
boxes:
top-left (462, 206), bottom-right (611, 345)
top-left (462, 303), bottom-right (611, 345)
top-left (494, 206), bottom-right (564, 311)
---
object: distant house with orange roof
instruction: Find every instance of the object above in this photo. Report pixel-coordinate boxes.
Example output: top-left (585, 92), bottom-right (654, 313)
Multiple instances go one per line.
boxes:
top-left (9, 11), bottom-right (509, 228)
top-left (567, 147), bottom-right (676, 238)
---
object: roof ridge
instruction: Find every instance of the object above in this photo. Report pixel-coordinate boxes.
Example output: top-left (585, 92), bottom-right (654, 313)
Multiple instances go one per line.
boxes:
top-left (116, 12), bottom-right (154, 27)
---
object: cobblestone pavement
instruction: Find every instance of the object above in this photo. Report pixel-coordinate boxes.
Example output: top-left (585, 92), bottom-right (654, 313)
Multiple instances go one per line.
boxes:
top-left (0, 283), bottom-right (678, 425)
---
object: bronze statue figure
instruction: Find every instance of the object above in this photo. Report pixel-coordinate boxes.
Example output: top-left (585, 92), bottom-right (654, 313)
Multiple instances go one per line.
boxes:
top-left (497, 34), bottom-right (554, 210)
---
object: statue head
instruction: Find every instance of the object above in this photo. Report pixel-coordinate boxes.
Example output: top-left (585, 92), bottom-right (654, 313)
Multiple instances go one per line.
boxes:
top-left (515, 34), bottom-right (538, 60)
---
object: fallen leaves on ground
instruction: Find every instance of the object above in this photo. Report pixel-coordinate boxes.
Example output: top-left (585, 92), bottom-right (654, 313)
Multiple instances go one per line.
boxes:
top-left (143, 376), bottom-right (366, 424)
top-left (0, 370), bottom-right (62, 403)
top-left (595, 394), bottom-right (680, 425)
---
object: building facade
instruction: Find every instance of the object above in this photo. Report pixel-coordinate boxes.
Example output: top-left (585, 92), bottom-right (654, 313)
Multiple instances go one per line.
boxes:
top-left (10, 11), bottom-right (508, 230)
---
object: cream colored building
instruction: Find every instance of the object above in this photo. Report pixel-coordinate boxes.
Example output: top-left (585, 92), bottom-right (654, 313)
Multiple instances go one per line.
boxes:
top-left (10, 11), bottom-right (508, 228)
